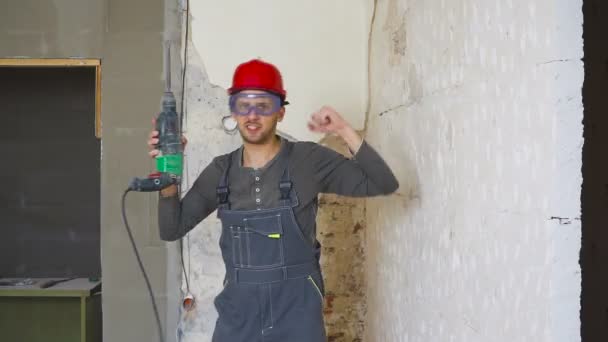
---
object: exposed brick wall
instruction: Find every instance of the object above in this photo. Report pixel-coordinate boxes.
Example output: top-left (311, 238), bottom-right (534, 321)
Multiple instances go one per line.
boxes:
top-left (317, 135), bottom-right (367, 342)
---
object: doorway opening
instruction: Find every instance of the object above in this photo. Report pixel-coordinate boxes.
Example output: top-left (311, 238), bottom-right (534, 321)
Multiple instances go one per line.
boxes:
top-left (0, 59), bottom-right (103, 341)
top-left (0, 60), bottom-right (101, 278)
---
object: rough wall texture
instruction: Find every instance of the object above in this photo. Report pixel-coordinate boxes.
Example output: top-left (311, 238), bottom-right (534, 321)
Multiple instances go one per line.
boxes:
top-left (176, 48), bottom-right (367, 341)
top-left (172, 48), bottom-right (242, 342)
top-left (364, 0), bottom-right (583, 341)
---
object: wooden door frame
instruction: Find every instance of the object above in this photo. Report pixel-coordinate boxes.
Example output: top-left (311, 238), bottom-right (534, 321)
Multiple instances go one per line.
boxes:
top-left (0, 58), bottom-right (102, 138)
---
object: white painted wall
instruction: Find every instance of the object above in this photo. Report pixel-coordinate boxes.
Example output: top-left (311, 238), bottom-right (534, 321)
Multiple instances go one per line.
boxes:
top-left (189, 0), bottom-right (370, 142)
top-left (364, 0), bottom-right (583, 341)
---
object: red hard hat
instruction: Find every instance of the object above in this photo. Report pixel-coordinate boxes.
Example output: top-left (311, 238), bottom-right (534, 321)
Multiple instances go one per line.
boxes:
top-left (228, 59), bottom-right (287, 99)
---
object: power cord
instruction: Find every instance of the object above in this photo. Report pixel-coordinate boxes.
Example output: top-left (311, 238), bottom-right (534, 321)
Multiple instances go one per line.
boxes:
top-left (121, 189), bottom-right (165, 342)
top-left (121, 3), bottom-right (192, 341)
top-left (179, 0), bottom-right (193, 300)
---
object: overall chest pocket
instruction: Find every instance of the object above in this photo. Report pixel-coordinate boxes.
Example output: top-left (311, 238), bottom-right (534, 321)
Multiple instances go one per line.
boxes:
top-left (242, 214), bottom-right (284, 268)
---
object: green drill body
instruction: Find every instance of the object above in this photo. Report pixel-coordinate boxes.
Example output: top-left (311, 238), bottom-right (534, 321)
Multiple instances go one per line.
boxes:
top-left (155, 90), bottom-right (183, 179)
top-left (128, 47), bottom-right (182, 192)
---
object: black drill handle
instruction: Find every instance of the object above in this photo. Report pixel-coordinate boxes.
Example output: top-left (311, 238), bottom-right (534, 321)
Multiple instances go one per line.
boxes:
top-left (128, 173), bottom-right (175, 192)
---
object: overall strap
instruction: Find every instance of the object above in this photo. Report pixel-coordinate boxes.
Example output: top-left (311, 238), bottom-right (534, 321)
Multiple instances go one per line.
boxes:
top-left (216, 152), bottom-right (235, 210)
top-left (278, 142), bottom-right (294, 206)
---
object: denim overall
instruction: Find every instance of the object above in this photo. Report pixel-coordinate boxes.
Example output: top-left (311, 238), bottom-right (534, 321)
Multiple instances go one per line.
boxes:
top-left (212, 144), bottom-right (326, 342)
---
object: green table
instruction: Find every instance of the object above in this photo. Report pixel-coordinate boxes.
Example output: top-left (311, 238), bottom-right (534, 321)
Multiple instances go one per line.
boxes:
top-left (0, 278), bottom-right (102, 342)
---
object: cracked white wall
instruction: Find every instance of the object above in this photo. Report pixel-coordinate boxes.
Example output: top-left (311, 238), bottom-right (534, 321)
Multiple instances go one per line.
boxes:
top-left (364, 0), bottom-right (583, 341)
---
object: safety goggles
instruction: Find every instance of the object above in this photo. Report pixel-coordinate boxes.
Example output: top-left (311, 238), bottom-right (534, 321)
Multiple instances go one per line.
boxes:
top-left (229, 93), bottom-right (282, 116)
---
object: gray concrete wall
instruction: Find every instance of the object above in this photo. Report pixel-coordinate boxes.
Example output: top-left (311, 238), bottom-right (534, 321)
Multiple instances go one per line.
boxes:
top-left (364, 0), bottom-right (583, 341)
top-left (0, 1), bottom-right (180, 341)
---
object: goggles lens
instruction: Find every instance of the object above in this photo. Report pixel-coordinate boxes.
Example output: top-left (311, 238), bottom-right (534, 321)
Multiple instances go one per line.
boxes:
top-left (229, 93), bottom-right (282, 116)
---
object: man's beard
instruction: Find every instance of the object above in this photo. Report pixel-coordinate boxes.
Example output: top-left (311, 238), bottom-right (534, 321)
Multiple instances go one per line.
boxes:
top-left (238, 120), bottom-right (278, 145)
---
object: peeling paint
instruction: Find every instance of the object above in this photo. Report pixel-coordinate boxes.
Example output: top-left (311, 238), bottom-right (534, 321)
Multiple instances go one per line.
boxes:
top-left (176, 44), bottom-right (241, 342)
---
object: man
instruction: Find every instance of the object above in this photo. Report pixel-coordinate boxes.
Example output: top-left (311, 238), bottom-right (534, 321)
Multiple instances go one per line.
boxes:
top-left (148, 59), bottom-right (398, 341)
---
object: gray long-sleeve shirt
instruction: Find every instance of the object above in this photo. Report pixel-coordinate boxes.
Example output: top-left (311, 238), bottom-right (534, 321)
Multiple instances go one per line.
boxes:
top-left (158, 138), bottom-right (398, 244)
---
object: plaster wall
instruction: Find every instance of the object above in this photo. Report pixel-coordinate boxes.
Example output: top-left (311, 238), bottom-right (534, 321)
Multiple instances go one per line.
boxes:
top-left (364, 0), bottom-right (583, 341)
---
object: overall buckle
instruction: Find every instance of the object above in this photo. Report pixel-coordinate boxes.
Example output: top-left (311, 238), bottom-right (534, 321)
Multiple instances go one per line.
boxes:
top-left (216, 186), bottom-right (230, 204)
top-left (279, 181), bottom-right (292, 200)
